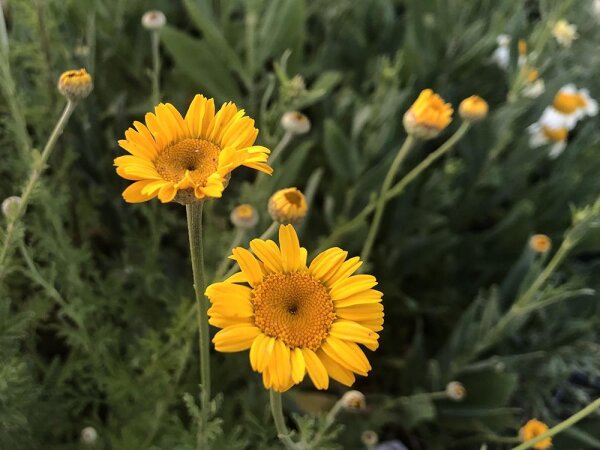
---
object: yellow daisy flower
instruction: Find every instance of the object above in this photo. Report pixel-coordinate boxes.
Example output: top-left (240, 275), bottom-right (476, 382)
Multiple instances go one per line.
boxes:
top-left (519, 419), bottom-right (552, 449)
top-left (114, 95), bottom-right (272, 204)
top-left (206, 224), bottom-right (384, 392)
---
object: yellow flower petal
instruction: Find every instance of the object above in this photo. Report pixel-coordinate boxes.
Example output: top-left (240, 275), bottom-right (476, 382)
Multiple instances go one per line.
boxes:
top-left (291, 348), bottom-right (306, 383)
top-left (213, 324), bottom-right (261, 352)
top-left (301, 348), bottom-right (329, 390)
top-left (231, 247), bottom-right (264, 286)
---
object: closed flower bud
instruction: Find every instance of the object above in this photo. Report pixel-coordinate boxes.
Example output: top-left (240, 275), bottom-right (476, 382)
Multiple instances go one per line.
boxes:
top-left (2, 196), bottom-right (21, 219)
top-left (403, 89), bottom-right (453, 139)
top-left (230, 204), bottom-right (259, 229)
top-left (341, 390), bottom-right (366, 411)
top-left (268, 188), bottom-right (307, 224)
top-left (459, 96), bottom-right (489, 121)
top-left (281, 111), bottom-right (311, 135)
top-left (58, 68), bottom-right (93, 101)
top-left (141, 10), bottom-right (166, 31)
top-left (361, 430), bottom-right (379, 447)
top-left (529, 234), bottom-right (551, 253)
top-left (519, 419), bottom-right (552, 449)
top-left (445, 381), bottom-right (466, 401)
top-left (81, 426), bottom-right (98, 445)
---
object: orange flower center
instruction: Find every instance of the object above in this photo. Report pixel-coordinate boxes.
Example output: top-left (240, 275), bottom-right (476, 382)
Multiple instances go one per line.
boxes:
top-left (553, 92), bottom-right (586, 114)
top-left (252, 272), bottom-right (335, 350)
top-left (154, 138), bottom-right (220, 185)
top-left (542, 126), bottom-right (567, 142)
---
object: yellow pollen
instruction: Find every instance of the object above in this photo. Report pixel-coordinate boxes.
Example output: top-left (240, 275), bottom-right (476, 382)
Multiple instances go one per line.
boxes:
top-left (542, 126), bottom-right (567, 142)
top-left (252, 272), bottom-right (335, 350)
top-left (154, 138), bottom-right (220, 185)
top-left (553, 92), bottom-right (586, 114)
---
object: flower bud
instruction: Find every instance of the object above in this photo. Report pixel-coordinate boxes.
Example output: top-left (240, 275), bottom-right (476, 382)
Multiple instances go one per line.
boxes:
top-left (361, 430), bottom-right (379, 447)
top-left (340, 390), bottom-right (366, 411)
top-left (519, 419), bottom-right (552, 449)
top-left (268, 188), bottom-right (307, 224)
top-left (141, 10), bottom-right (166, 31)
top-left (57, 68), bottom-right (93, 101)
top-left (459, 95), bottom-right (488, 122)
top-left (445, 381), bottom-right (466, 401)
top-left (403, 89), bottom-right (453, 139)
top-left (81, 426), bottom-right (98, 445)
top-left (230, 204), bottom-right (259, 229)
top-left (281, 111), bottom-right (311, 135)
top-left (2, 196), bottom-right (21, 219)
top-left (529, 234), bottom-right (551, 253)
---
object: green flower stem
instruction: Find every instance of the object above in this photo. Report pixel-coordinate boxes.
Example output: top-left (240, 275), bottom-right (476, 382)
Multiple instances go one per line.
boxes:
top-left (213, 228), bottom-right (246, 281)
top-left (185, 201), bottom-right (211, 449)
top-left (269, 390), bottom-right (302, 450)
top-left (320, 122), bottom-right (470, 253)
top-left (269, 131), bottom-right (293, 165)
top-left (0, 1), bottom-right (8, 52)
top-left (510, 398), bottom-right (600, 450)
top-left (150, 29), bottom-right (161, 105)
top-left (0, 100), bottom-right (77, 281)
top-left (259, 221), bottom-right (279, 240)
top-left (360, 135), bottom-right (416, 263)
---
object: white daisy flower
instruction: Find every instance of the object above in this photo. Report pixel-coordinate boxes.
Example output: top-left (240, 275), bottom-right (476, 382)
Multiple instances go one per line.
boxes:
top-left (521, 68), bottom-right (545, 98)
top-left (552, 84), bottom-right (598, 126)
top-left (552, 20), bottom-right (578, 48)
top-left (528, 107), bottom-right (570, 158)
top-left (492, 34), bottom-right (511, 69)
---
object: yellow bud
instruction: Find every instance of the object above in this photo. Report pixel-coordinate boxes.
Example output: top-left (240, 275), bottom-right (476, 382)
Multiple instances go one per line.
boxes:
top-left (230, 204), bottom-right (259, 229)
top-left (403, 89), bottom-right (453, 139)
top-left (268, 188), bottom-right (307, 225)
top-left (57, 68), bottom-right (93, 101)
top-left (459, 95), bottom-right (488, 121)
top-left (529, 234), bottom-right (552, 253)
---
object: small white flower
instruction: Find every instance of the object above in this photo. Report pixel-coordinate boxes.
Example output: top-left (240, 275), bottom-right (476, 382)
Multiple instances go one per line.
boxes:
top-left (141, 10), bottom-right (166, 31)
top-left (522, 79), bottom-right (545, 98)
top-left (81, 426), bottom-right (98, 445)
top-left (492, 35), bottom-right (511, 69)
top-left (552, 20), bottom-right (578, 48)
top-left (552, 84), bottom-right (598, 126)
top-left (577, 89), bottom-right (598, 117)
top-left (280, 111), bottom-right (311, 135)
top-left (594, 0), bottom-right (600, 21)
top-left (445, 381), bottom-right (466, 401)
top-left (528, 120), bottom-right (568, 159)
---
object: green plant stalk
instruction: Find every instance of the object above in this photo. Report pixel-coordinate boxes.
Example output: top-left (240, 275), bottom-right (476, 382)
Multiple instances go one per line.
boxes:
top-left (458, 234), bottom-right (576, 368)
top-left (361, 135), bottom-right (416, 263)
top-left (0, 100), bottom-right (77, 281)
top-left (150, 29), bottom-right (161, 105)
top-left (185, 201), bottom-right (211, 450)
top-left (214, 228), bottom-right (245, 281)
top-left (321, 122), bottom-right (470, 251)
top-left (0, 0), bottom-right (8, 52)
top-left (269, 131), bottom-right (293, 165)
top-left (269, 390), bottom-right (302, 450)
top-left (510, 398), bottom-right (600, 450)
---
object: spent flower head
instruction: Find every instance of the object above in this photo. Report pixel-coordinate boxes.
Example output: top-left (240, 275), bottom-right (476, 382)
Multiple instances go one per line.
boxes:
top-left (230, 204), bottom-right (259, 229)
top-left (361, 430), bottom-right (379, 448)
top-left (340, 390), bottom-right (366, 411)
top-left (81, 426), bottom-right (98, 445)
top-left (2, 196), bottom-right (21, 219)
top-left (281, 111), bottom-right (311, 135)
top-left (142, 10), bottom-right (166, 30)
top-left (58, 68), bottom-right (93, 101)
top-left (445, 381), bottom-right (466, 401)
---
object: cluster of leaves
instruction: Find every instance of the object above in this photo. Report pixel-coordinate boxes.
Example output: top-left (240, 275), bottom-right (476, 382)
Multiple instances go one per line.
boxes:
top-left (0, 0), bottom-right (599, 449)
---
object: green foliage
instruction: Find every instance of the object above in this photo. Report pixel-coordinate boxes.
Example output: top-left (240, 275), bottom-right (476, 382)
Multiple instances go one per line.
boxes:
top-left (0, 0), bottom-right (599, 449)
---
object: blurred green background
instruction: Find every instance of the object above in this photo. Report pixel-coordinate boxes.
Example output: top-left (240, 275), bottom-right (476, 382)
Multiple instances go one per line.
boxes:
top-left (1, 0), bottom-right (599, 449)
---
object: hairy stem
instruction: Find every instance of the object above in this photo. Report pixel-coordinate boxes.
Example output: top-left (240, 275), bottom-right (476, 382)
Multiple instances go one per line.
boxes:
top-left (185, 201), bottom-right (211, 450)
top-left (269, 390), bottom-right (301, 450)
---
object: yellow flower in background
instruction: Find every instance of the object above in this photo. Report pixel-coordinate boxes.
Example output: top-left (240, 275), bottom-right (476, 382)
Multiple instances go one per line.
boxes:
top-left (57, 68), bottom-right (93, 100)
top-left (206, 224), bottom-right (384, 392)
top-left (403, 89), bottom-right (453, 139)
top-left (521, 68), bottom-right (545, 98)
top-left (268, 187), bottom-right (308, 224)
top-left (552, 20), bottom-right (578, 48)
top-left (529, 234), bottom-right (552, 253)
top-left (519, 419), bottom-right (552, 449)
top-left (458, 96), bottom-right (488, 121)
top-left (114, 95), bottom-right (272, 204)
